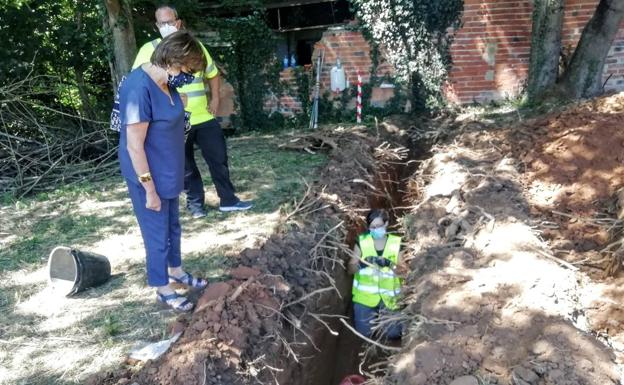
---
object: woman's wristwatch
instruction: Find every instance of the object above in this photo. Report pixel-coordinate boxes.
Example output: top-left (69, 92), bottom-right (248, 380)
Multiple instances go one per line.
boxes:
top-left (138, 172), bottom-right (152, 183)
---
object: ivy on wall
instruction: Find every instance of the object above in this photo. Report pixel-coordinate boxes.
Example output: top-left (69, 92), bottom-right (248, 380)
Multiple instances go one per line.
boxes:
top-left (351, 0), bottom-right (463, 112)
top-left (205, 12), bottom-right (281, 131)
top-left (293, 66), bottom-right (311, 117)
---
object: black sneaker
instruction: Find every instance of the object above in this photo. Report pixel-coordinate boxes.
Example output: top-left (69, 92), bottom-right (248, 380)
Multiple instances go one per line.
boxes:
top-left (189, 208), bottom-right (207, 218)
top-left (219, 201), bottom-right (253, 212)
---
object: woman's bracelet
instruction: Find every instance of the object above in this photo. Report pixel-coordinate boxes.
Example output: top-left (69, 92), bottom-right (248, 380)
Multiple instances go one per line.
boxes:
top-left (138, 172), bottom-right (152, 183)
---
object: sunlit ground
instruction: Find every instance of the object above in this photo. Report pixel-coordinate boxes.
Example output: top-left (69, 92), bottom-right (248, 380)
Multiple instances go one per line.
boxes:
top-left (0, 134), bottom-right (326, 385)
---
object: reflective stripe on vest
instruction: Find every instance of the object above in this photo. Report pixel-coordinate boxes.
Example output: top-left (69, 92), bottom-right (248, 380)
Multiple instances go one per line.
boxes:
top-left (352, 234), bottom-right (402, 310)
top-left (356, 267), bottom-right (396, 278)
top-left (184, 90), bottom-right (208, 98)
top-left (353, 280), bottom-right (401, 296)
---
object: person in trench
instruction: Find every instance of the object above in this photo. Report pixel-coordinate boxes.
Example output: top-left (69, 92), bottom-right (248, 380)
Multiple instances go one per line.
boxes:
top-left (348, 209), bottom-right (405, 339)
top-left (117, 31), bottom-right (209, 312)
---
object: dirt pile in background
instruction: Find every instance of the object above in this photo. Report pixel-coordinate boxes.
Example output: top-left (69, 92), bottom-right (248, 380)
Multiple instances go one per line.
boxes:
top-left (512, 94), bottom-right (624, 255)
top-left (509, 94), bottom-right (624, 367)
top-left (89, 125), bottom-right (412, 385)
top-left (386, 96), bottom-right (624, 385)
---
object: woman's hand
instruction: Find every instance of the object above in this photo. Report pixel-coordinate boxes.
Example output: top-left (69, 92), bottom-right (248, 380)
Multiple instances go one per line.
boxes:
top-left (146, 190), bottom-right (162, 211)
top-left (208, 98), bottom-right (219, 116)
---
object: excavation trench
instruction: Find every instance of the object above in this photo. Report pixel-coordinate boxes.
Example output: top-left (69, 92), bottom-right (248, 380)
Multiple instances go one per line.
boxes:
top-left (92, 125), bottom-right (425, 385)
top-left (285, 130), bottom-right (424, 385)
top-left (133, 105), bottom-right (624, 385)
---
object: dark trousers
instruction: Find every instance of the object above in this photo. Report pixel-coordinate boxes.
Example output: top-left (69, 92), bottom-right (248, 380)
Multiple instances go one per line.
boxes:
top-left (126, 180), bottom-right (182, 287)
top-left (184, 119), bottom-right (238, 209)
top-left (353, 302), bottom-right (402, 339)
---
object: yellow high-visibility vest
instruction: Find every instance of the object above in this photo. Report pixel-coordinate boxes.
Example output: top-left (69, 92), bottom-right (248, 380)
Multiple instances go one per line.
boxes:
top-left (352, 233), bottom-right (402, 310)
top-left (132, 38), bottom-right (219, 126)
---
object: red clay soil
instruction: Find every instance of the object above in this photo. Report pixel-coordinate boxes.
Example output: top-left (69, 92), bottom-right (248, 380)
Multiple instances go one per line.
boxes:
top-left (498, 93), bottom-right (624, 368)
top-left (385, 100), bottom-right (624, 385)
top-left (511, 94), bottom-right (624, 253)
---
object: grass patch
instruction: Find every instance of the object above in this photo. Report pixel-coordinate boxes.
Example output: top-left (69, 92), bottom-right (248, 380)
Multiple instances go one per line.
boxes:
top-left (0, 211), bottom-right (131, 272)
top-left (0, 133), bottom-right (328, 385)
top-left (183, 249), bottom-right (230, 280)
top-left (204, 136), bottom-right (327, 213)
top-left (101, 312), bottom-right (123, 337)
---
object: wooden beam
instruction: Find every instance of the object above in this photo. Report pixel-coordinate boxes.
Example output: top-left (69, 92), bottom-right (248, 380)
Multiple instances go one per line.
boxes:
top-left (274, 22), bottom-right (347, 33)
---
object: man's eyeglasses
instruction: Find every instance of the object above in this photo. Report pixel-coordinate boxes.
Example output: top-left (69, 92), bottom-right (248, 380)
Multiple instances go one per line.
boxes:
top-left (156, 20), bottom-right (177, 27)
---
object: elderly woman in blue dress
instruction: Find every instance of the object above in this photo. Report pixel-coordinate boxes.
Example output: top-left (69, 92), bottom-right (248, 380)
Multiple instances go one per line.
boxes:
top-left (118, 31), bottom-right (208, 312)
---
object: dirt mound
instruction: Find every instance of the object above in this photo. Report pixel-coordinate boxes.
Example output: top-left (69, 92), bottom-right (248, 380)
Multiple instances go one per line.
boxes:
top-left (512, 94), bottom-right (624, 253)
top-left (503, 94), bottom-right (624, 361)
top-left (389, 112), bottom-right (623, 385)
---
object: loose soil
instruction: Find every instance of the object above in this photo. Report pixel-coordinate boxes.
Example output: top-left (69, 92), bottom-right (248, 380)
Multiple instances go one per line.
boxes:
top-left (386, 95), bottom-right (624, 385)
top-left (515, 95), bottom-right (624, 253)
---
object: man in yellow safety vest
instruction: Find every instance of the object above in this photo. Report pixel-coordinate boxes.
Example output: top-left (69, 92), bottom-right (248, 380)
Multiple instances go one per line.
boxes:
top-left (132, 5), bottom-right (253, 218)
top-left (348, 209), bottom-right (404, 339)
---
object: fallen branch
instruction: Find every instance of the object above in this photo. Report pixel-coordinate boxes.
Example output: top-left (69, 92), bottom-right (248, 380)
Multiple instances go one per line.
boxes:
top-left (352, 178), bottom-right (379, 192)
top-left (309, 313), bottom-right (339, 336)
top-left (529, 246), bottom-right (579, 271)
top-left (283, 286), bottom-right (336, 308)
top-left (258, 304), bottom-right (321, 353)
top-left (309, 221), bottom-right (344, 258)
top-left (339, 318), bottom-right (401, 352)
top-left (229, 277), bottom-right (255, 302)
top-left (0, 75), bottom-right (115, 196)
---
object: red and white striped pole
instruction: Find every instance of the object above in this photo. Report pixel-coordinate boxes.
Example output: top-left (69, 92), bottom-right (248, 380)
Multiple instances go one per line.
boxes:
top-left (356, 72), bottom-right (362, 124)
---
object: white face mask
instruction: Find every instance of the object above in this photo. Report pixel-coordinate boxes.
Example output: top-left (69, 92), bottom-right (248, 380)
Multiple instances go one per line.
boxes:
top-left (159, 24), bottom-right (177, 38)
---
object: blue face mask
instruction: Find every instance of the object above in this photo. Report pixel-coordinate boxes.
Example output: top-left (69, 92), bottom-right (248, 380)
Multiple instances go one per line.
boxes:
top-left (167, 71), bottom-right (195, 88)
top-left (370, 226), bottom-right (387, 239)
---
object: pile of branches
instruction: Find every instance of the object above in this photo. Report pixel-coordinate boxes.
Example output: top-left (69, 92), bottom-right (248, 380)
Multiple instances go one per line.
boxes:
top-left (0, 75), bottom-right (117, 197)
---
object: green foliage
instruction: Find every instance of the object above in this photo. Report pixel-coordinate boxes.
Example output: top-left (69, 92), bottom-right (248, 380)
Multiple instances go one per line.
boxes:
top-left (102, 313), bottom-right (122, 337)
top-left (293, 67), bottom-right (312, 116)
top-left (351, 0), bottom-right (463, 112)
top-left (204, 12), bottom-right (281, 131)
top-left (315, 79), bottom-right (408, 124)
top-left (0, 0), bottom-right (111, 118)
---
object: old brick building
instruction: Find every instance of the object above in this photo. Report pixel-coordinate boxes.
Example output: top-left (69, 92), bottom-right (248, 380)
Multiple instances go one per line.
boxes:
top-left (216, 0), bottom-right (624, 122)
top-left (446, 0), bottom-right (624, 104)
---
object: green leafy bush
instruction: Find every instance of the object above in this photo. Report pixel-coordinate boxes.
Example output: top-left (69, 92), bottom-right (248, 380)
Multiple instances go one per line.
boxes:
top-left (351, 0), bottom-right (463, 112)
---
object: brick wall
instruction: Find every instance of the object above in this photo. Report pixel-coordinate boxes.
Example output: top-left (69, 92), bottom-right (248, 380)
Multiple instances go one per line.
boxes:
top-left (256, 1), bottom-right (624, 119)
top-left (447, 0), bottom-right (624, 104)
top-left (311, 27), bottom-right (395, 101)
top-left (265, 69), bottom-right (304, 116)
top-left (267, 27), bottom-right (396, 116)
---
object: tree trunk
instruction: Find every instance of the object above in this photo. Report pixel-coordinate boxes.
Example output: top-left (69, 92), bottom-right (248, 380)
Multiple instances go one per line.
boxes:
top-left (74, 68), bottom-right (93, 119)
top-left (527, 0), bottom-right (565, 101)
top-left (103, 0), bottom-right (137, 89)
top-left (560, 0), bottom-right (624, 98)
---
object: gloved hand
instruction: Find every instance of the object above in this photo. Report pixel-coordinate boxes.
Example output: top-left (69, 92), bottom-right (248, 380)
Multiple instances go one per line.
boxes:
top-left (375, 257), bottom-right (391, 267)
top-left (361, 257), bottom-right (391, 267)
